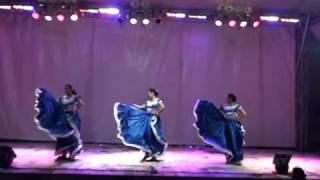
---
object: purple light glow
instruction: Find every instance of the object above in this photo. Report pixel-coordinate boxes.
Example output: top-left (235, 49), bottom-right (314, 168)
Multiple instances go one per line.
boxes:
top-left (6, 143), bottom-right (320, 179)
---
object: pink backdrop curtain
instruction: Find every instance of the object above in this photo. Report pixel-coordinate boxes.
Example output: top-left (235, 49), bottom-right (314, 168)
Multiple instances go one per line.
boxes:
top-left (0, 13), bottom-right (296, 147)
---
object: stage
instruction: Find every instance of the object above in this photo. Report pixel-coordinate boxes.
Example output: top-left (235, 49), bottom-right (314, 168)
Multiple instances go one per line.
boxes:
top-left (0, 142), bottom-right (319, 179)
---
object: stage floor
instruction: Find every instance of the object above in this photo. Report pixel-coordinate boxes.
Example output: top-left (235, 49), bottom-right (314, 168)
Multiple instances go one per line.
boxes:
top-left (0, 142), bottom-right (319, 179)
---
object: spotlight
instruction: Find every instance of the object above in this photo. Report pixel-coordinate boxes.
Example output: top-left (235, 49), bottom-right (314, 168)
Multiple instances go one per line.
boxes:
top-left (273, 153), bottom-right (292, 175)
top-left (166, 12), bottom-right (186, 19)
top-left (44, 15), bottom-right (53, 21)
top-left (142, 18), bottom-right (150, 25)
top-left (0, 5), bottom-right (12, 10)
top-left (260, 15), bottom-right (279, 22)
top-left (253, 20), bottom-right (260, 28)
top-left (32, 11), bottom-right (40, 20)
top-left (280, 18), bottom-right (300, 23)
top-left (240, 21), bottom-right (248, 28)
top-left (215, 20), bottom-right (223, 27)
top-left (188, 15), bottom-right (207, 20)
top-left (79, 8), bottom-right (99, 14)
top-left (228, 20), bottom-right (237, 27)
top-left (12, 5), bottom-right (34, 11)
top-left (56, 14), bottom-right (65, 22)
top-left (98, 7), bottom-right (120, 15)
top-left (70, 14), bottom-right (79, 21)
top-left (129, 18), bottom-right (138, 25)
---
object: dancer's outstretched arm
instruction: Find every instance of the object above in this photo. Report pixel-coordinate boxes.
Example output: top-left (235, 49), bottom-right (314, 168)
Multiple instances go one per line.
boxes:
top-left (134, 104), bottom-right (146, 109)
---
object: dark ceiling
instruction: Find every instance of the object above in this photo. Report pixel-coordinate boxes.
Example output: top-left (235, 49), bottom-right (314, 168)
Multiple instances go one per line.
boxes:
top-left (70, 0), bottom-right (320, 13)
top-left (3, 0), bottom-right (320, 13)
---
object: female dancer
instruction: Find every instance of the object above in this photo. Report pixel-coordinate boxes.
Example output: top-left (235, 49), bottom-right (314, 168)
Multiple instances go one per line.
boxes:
top-left (34, 84), bottom-right (83, 160)
top-left (114, 88), bottom-right (168, 162)
top-left (194, 93), bottom-right (246, 165)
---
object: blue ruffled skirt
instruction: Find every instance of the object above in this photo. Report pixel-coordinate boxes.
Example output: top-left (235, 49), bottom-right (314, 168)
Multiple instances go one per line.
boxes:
top-left (34, 88), bottom-right (82, 156)
top-left (193, 100), bottom-right (245, 163)
top-left (114, 103), bottom-right (167, 156)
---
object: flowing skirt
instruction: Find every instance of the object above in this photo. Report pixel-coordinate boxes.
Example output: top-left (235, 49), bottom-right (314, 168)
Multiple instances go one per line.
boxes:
top-left (34, 88), bottom-right (82, 156)
top-left (114, 103), bottom-right (167, 156)
top-left (193, 100), bottom-right (245, 162)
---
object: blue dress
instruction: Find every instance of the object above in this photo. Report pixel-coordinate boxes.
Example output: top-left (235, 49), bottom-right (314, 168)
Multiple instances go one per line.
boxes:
top-left (114, 98), bottom-right (167, 156)
top-left (34, 88), bottom-right (83, 156)
top-left (193, 100), bottom-right (245, 163)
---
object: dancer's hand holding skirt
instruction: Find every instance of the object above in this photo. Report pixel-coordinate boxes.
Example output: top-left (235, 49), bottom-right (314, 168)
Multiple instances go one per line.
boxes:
top-left (114, 103), bottom-right (167, 157)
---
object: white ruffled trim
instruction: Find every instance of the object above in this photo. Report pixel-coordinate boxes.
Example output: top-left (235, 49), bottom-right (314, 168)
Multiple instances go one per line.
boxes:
top-left (114, 102), bottom-right (152, 154)
top-left (150, 116), bottom-right (168, 157)
top-left (193, 100), bottom-right (233, 157)
top-left (34, 88), bottom-right (75, 139)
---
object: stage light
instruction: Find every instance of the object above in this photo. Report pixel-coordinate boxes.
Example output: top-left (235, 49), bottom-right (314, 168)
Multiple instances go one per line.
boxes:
top-left (129, 18), bottom-right (138, 25)
top-left (253, 20), bottom-right (260, 28)
top-left (240, 21), bottom-right (248, 27)
top-left (44, 15), bottom-right (53, 21)
top-left (12, 5), bottom-right (34, 11)
top-left (228, 20), bottom-right (237, 27)
top-left (260, 15), bottom-right (279, 22)
top-left (166, 12), bottom-right (186, 19)
top-left (215, 20), bottom-right (223, 27)
top-left (56, 14), bottom-right (65, 22)
top-left (273, 153), bottom-right (292, 175)
top-left (142, 18), bottom-right (150, 25)
top-left (31, 11), bottom-right (40, 20)
top-left (280, 18), bottom-right (300, 23)
top-left (70, 14), bottom-right (79, 21)
top-left (79, 8), bottom-right (99, 14)
top-left (0, 5), bottom-right (12, 10)
top-left (98, 7), bottom-right (120, 15)
top-left (188, 15), bottom-right (207, 20)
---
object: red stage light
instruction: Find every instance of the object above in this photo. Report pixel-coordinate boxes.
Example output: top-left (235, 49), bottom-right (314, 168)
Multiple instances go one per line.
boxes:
top-left (32, 11), bottom-right (40, 20)
top-left (228, 20), bottom-right (237, 27)
top-left (253, 21), bottom-right (260, 28)
top-left (56, 14), bottom-right (65, 22)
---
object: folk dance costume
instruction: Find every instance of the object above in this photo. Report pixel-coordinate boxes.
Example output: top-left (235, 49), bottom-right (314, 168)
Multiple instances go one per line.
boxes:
top-left (34, 88), bottom-right (83, 160)
top-left (114, 98), bottom-right (167, 160)
top-left (193, 100), bottom-right (245, 164)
